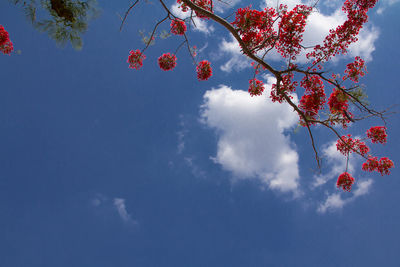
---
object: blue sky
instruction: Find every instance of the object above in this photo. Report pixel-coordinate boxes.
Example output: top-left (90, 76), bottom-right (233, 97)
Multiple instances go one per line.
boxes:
top-left (1, 0), bottom-right (400, 266)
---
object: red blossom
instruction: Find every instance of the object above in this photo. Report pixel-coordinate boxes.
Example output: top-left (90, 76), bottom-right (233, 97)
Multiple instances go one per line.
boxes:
top-left (270, 72), bottom-right (297, 103)
top-left (362, 156), bottom-right (394, 176)
top-left (170, 19), bottom-right (187, 35)
top-left (343, 56), bottom-right (366, 83)
top-left (366, 126), bottom-right (387, 144)
top-left (327, 89), bottom-right (353, 128)
top-left (231, 6), bottom-right (277, 51)
top-left (307, 0), bottom-right (378, 63)
top-left (299, 75), bottom-right (326, 124)
top-left (177, 0), bottom-right (213, 19)
top-left (276, 5), bottom-right (312, 60)
top-left (127, 49), bottom-right (146, 70)
top-left (337, 172), bottom-right (355, 192)
top-left (336, 134), bottom-right (369, 156)
top-left (158, 53), bottom-right (177, 71)
top-left (0, 25), bottom-right (14, 55)
top-left (196, 60), bottom-right (212, 80)
top-left (248, 78), bottom-right (264, 96)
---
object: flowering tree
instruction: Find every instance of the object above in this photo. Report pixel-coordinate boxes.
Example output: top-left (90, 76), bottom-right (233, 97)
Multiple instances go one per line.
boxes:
top-left (124, 0), bottom-right (394, 192)
top-left (3, 0), bottom-right (395, 192)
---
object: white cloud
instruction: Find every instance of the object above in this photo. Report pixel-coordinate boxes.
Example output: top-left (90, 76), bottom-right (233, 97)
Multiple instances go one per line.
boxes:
top-left (317, 179), bottom-right (373, 213)
top-left (171, 3), bottom-right (214, 34)
top-left (113, 198), bottom-right (137, 224)
top-left (218, 0), bottom-right (379, 72)
top-left (200, 76), bottom-right (300, 193)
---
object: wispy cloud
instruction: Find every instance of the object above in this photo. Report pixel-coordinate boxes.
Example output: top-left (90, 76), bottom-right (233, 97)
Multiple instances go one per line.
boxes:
top-left (376, 0), bottom-right (400, 14)
top-left (90, 194), bottom-right (138, 225)
top-left (317, 179), bottom-right (373, 213)
top-left (113, 198), bottom-right (137, 224)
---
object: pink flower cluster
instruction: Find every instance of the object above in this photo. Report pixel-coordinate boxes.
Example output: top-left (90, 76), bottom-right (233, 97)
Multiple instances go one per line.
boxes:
top-left (171, 19), bottom-right (187, 35)
top-left (0, 25), bottom-right (13, 55)
top-left (337, 172), bottom-right (355, 192)
top-left (158, 53), bottom-right (177, 71)
top-left (127, 49), bottom-right (146, 70)
top-left (196, 60), bottom-right (212, 80)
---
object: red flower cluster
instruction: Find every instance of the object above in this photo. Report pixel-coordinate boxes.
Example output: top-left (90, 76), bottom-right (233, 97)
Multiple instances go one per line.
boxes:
top-left (248, 78), bottom-right (264, 96)
top-left (0, 25), bottom-right (13, 55)
top-left (327, 89), bottom-right (353, 127)
top-left (276, 5), bottom-right (312, 60)
top-left (307, 0), bottom-right (377, 63)
top-left (328, 89), bottom-right (348, 114)
top-left (158, 53), bottom-right (177, 71)
top-left (127, 49), bottom-right (146, 70)
top-left (337, 172), bottom-right (355, 192)
top-left (177, 0), bottom-right (213, 19)
top-left (362, 157), bottom-right (394, 176)
top-left (343, 56), bottom-right (366, 83)
top-left (336, 134), bottom-right (369, 156)
top-left (299, 75), bottom-right (326, 123)
top-left (232, 6), bottom-right (277, 51)
top-left (196, 60), bottom-right (212, 80)
top-left (171, 19), bottom-right (187, 35)
top-left (366, 126), bottom-right (387, 144)
top-left (271, 72), bottom-right (297, 103)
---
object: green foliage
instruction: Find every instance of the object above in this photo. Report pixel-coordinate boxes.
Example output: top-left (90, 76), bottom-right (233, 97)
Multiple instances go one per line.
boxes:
top-left (12, 0), bottom-right (99, 50)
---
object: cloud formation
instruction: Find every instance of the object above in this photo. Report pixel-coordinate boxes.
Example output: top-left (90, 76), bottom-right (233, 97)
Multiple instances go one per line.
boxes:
top-left (200, 76), bottom-right (300, 193)
top-left (91, 194), bottom-right (138, 225)
top-left (317, 179), bottom-right (373, 213)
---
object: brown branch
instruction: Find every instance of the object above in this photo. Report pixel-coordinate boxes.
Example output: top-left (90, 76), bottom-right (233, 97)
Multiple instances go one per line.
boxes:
top-left (120, 0), bottom-right (141, 32)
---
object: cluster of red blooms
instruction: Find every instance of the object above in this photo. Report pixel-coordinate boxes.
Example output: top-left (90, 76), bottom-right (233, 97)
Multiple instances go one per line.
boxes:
top-left (158, 53), bottom-right (177, 71)
top-left (276, 5), bottom-right (312, 60)
top-left (170, 19), bottom-right (187, 35)
top-left (335, 125), bottom-right (393, 191)
top-left (177, 0), bottom-right (213, 19)
top-left (248, 78), bottom-right (264, 97)
top-left (336, 134), bottom-right (369, 156)
top-left (231, 6), bottom-right (277, 51)
top-left (327, 89), bottom-right (353, 128)
top-left (270, 72), bottom-right (297, 103)
top-left (337, 172), bottom-right (355, 192)
top-left (366, 126), bottom-right (387, 144)
top-left (127, 49), bottom-right (146, 70)
top-left (299, 75), bottom-right (326, 123)
top-left (0, 25), bottom-right (13, 55)
top-left (307, 0), bottom-right (378, 63)
top-left (362, 157), bottom-right (394, 176)
top-left (343, 56), bottom-right (366, 83)
top-left (196, 60), bottom-right (212, 80)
